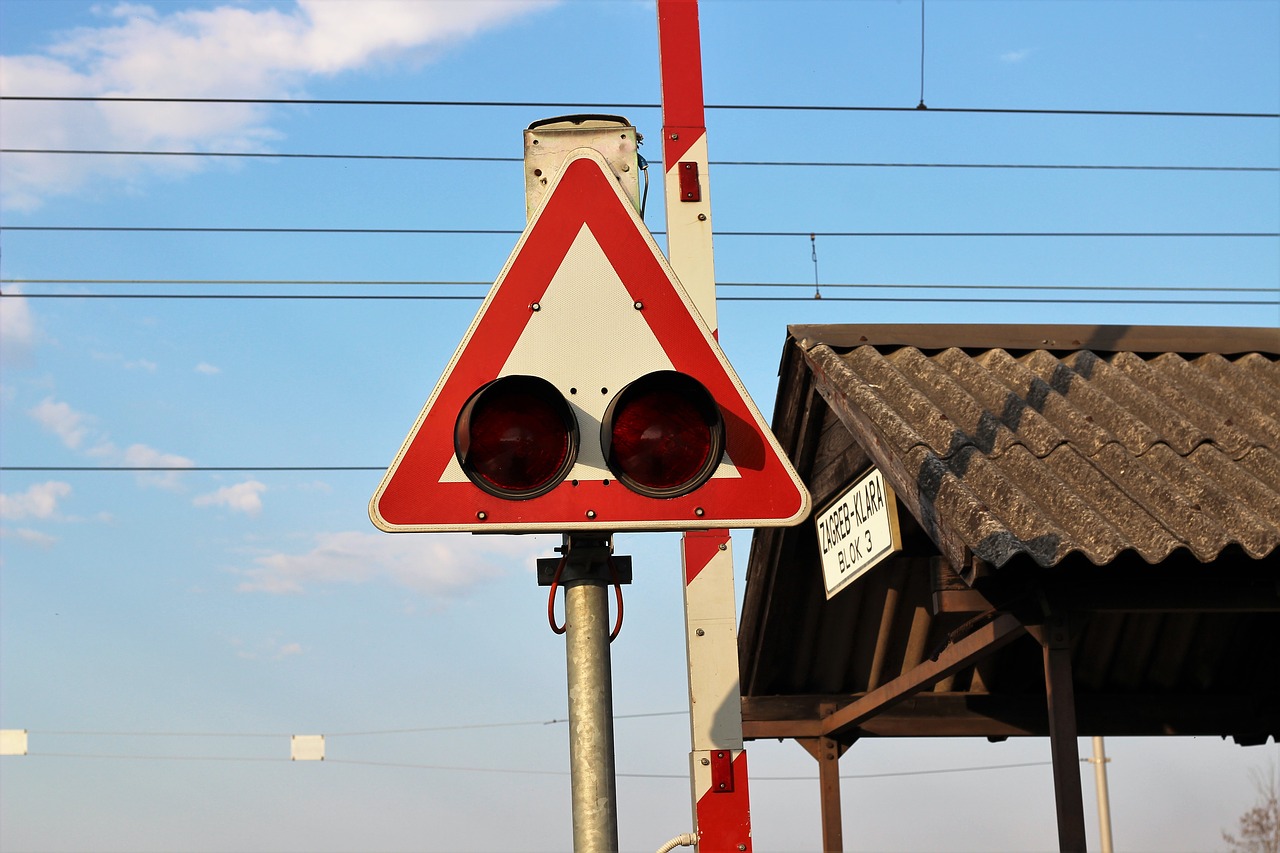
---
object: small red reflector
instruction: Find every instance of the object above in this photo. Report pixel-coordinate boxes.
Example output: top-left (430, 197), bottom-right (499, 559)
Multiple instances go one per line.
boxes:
top-left (455, 376), bottom-right (577, 499)
top-left (602, 371), bottom-right (724, 498)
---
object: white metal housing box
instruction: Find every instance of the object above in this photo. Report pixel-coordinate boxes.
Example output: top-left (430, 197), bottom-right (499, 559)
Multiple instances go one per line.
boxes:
top-left (524, 115), bottom-right (641, 219)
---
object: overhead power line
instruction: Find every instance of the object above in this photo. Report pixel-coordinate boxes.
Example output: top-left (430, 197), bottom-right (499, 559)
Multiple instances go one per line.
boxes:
top-left (19, 751), bottom-right (1055, 781)
top-left (0, 294), bottom-right (487, 301)
top-left (14, 717), bottom-right (1057, 779)
top-left (5, 226), bottom-right (1274, 238)
top-left (5, 148), bottom-right (1275, 172)
top-left (713, 295), bottom-right (1278, 305)
top-left (0, 466), bottom-right (382, 472)
top-left (6, 278), bottom-right (1270, 294)
top-left (0, 278), bottom-right (494, 286)
top-left (0, 148), bottom-right (521, 163)
top-left (33, 710), bottom-right (688, 739)
top-left (3, 294), bottom-right (1273, 307)
top-left (716, 160), bottom-right (1278, 172)
top-left (2, 226), bottom-right (524, 235)
top-left (724, 230), bottom-right (1279, 238)
top-left (3, 94), bottom-right (1277, 119)
top-left (323, 758), bottom-right (1059, 781)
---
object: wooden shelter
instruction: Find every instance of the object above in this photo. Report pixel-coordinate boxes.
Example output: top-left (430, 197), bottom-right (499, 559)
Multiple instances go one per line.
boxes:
top-left (738, 325), bottom-right (1280, 851)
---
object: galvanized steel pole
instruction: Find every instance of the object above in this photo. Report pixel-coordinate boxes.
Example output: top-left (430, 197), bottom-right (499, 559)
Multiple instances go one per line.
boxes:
top-left (565, 579), bottom-right (619, 852)
top-left (1090, 737), bottom-right (1114, 853)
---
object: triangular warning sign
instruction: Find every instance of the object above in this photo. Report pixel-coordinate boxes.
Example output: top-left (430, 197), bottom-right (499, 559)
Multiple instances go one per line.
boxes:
top-left (370, 149), bottom-right (810, 533)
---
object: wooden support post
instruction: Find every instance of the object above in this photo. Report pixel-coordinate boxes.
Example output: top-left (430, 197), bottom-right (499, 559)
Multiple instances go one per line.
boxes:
top-left (1041, 618), bottom-right (1088, 852)
top-left (816, 737), bottom-right (843, 853)
top-left (797, 734), bottom-right (845, 853)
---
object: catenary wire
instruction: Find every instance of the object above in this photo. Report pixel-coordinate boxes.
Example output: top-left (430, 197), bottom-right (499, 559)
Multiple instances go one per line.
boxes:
top-left (322, 759), bottom-right (1059, 780)
top-left (5, 226), bottom-right (1275, 237)
top-left (3, 94), bottom-right (1277, 118)
top-left (324, 710), bottom-right (688, 737)
top-left (3, 278), bottom-right (1270, 294)
top-left (3, 294), bottom-right (1271, 306)
top-left (20, 751), bottom-right (1056, 780)
top-left (0, 466), bottom-right (384, 472)
top-left (717, 160), bottom-right (1278, 172)
top-left (0, 148), bottom-right (523, 162)
top-left (32, 710), bottom-right (689, 739)
top-left (6, 148), bottom-right (1275, 172)
top-left (21, 717), bottom-right (1057, 779)
top-left (1, 278), bottom-right (494, 284)
top-left (30, 753), bottom-right (283, 763)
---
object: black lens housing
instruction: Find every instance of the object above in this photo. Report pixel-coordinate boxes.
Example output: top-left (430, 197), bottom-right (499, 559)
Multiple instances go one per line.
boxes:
top-left (454, 375), bottom-right (578, 499)
top-left (601, 370), bottom-right (725, 499)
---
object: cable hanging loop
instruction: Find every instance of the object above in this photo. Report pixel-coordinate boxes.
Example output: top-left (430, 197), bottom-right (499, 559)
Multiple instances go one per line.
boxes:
top-left (544, 537), bottom-right (627, 642)
top-left (547, 553), bottom-right (569, 635)
top-left (607, 555), bottom-right (624, 643)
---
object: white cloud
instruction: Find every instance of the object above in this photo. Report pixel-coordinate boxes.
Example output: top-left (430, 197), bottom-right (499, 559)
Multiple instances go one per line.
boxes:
top-left (123, 442), bottom-right (195, 489)
top-left (25, 396), bottom-right (194, 488)
top-left (0, 1), bottom-right (555, 209)
top-left (1000, 48), bottom-right (1034, 63)
top-left (0, 287), bottom-right (37, 361)
top-left (28, 397), bottom-right (93, 449)
top-left (194, 361), bottom-right (220, 375)
top-left (0, 527), bottom-right (59, 548)
top-left (121, 443), bottom-right (191, 466)
top-left (228, 634), bottom-right (305, 661)
top-left (0, 481), bottom-right (72, 520)
top-left (92, 351), bottom-right (158, 372)
top-left (233, 530), bottom-right (553, 597)
top-left (194, 479), bottom-right (266, 514)
top-left (85, 439), bottom-right (119, 459)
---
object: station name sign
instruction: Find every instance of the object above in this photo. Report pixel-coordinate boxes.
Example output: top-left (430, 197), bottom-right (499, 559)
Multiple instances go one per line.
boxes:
top-left (815, 467), bottom-right (902, 599)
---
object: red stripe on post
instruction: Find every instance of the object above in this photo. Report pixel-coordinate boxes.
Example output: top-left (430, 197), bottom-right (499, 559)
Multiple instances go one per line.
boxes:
top-left (658, 0), bottom-right (707, 170)
top-left (663, 128), bottom-right (704, 177)
top-left (695, 751), bottom-right (752, 851)
top-left (683, 528), bottom-right (729, 585)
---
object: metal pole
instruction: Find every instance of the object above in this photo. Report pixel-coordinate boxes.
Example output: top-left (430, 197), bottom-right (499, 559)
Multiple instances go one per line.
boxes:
top-left (564, 578), bottom-right (619, 852)
top-left (1090, 737), bottom-right (1114, 853)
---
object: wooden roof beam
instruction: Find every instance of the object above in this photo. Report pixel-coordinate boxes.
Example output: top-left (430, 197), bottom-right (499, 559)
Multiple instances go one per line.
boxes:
top-left (743, 692), bottom-right (1280, 740)
top-left (822, 612), bottom-right (1026, 740)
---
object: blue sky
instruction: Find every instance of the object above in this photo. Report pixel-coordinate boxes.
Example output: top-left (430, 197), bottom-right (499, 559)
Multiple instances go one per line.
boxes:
top-left (1, 1), bottom-right (1277, 851)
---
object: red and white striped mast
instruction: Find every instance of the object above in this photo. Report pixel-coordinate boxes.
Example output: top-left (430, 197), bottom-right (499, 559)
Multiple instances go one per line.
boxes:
top-left (657, 2), bottom-right (753, 850)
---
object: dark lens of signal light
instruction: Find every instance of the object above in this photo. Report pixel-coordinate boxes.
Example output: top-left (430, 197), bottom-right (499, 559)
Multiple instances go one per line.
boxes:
top-left (455, 375), bottom-right (578, 499)
top-left (602, 370), bottom-right (724, 498)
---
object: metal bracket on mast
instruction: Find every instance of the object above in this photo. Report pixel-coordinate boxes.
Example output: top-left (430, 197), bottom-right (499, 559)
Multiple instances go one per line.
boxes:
top-left (537, 535), bottom-right (633, 587)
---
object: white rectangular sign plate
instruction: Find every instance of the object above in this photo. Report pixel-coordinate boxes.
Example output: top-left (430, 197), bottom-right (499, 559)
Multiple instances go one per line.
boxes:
top-left (815, 467), bottom-right (902, 599)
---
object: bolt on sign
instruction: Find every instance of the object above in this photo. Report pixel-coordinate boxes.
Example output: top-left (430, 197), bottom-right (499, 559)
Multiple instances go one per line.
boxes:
top-left (815, 467), bottom-right (902, 599)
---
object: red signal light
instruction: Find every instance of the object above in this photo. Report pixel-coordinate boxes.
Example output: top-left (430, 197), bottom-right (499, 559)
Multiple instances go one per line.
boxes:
top-left (454, 375), bottom-right (578, 499)
top-left (602, 371), bottom-right (725, 498)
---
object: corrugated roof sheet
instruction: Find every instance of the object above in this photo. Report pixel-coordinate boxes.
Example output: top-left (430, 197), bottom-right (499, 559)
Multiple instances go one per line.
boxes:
top-left (739, 325), bottom-right (1280, 746)
top-left (800, 338), bottom-right (1280, 568)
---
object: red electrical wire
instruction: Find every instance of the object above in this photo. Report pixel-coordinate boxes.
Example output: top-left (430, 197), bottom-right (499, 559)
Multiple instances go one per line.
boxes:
top-left (547, 554), bottom-right (568, 635)
top-left (545, 552), bottom-right (624, 642)
top-left (607, 556), bottom-right (624, 643)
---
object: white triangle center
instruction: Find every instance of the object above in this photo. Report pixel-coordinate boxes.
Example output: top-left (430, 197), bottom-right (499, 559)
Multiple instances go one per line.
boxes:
top-left (440, 224), bottom-right (739, 484)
